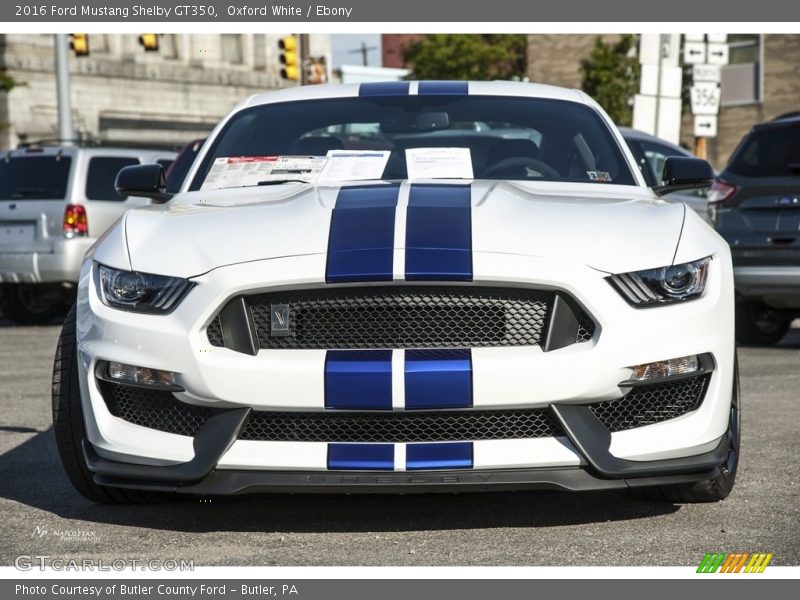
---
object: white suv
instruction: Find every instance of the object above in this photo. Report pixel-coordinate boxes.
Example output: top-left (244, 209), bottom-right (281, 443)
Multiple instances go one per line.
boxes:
top-left (0, 144), bottom-right (174, 324)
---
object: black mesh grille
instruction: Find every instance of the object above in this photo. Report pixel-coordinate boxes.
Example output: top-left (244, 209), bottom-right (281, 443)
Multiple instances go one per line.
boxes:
top-left (206, 317), bottom-right (224, 347)
top-left (99, 380), bottom-right (223, 437)
top-left (239, 408), bottom-right (564, 442)
top-left (98, 374), bottom-right (708, 442)
top-left (589, 374), bottom-right (710, 432)
top-left (245, 286), bottom-right (557, 350)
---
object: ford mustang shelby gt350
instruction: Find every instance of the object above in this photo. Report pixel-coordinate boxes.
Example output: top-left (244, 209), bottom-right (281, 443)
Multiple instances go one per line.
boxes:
top-left (52, 81), bottom-right (739, 504)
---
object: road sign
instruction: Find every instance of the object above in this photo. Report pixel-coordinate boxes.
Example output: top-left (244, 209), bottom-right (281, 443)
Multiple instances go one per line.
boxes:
top-left (706, 42), bottom-right (730, 65)
top-left (707, 33), bottom-right (728, 44)
top-left (693, 63), bottom-right (721, 84)
top-left (684, 33), bottom-right (705, 42)
top-left (640, 33), bottom-right (680, 66)
top-left (694, 115), bottom-right (718, 138)
top-left (640, 64), bottom-right (683, 98)
top-left (691, 83), bottom-right (722, 115)
top-left (683, 41), bottom-right (707, 64)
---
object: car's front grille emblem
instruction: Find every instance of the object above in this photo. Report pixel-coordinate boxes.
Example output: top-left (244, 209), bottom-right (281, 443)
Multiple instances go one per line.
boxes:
top-left (270, 304), bottom-right (291, 336)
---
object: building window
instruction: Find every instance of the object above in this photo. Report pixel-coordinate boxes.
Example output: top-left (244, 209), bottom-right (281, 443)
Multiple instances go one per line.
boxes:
top-left (221, 34), bottom-right (243, 64)
top-left (720, 34), bottom-right (762, 106)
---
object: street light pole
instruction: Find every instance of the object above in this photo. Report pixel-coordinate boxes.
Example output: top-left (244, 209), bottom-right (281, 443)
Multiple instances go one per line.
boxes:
top-left (53, 34), bottom-right (75, 144)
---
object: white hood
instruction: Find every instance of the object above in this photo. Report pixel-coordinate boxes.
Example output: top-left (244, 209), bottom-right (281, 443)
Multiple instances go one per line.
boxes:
top-left (121, 180), bottom-right (685, 278)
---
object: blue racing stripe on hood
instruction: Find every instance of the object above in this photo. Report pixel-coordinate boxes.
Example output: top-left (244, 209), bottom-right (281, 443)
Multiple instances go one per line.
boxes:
top-left (405, 184), bottom-right (473, 281)
top-left (326, 184), bottom-right (400, 283)
top-left (418, 81), bottom-right (468, 95)
top-left (359, 81), bottom-right (410, 96)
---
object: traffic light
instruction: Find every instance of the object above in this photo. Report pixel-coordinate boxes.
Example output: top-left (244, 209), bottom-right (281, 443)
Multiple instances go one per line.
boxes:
top-left (305, 56), bottom-right (328, 85)
top-left (278, 36), bottom-right (299, 81)
top-left (69, 34), bottom-right (89, 57)
top-left (138, 34), bottom-right (159, 52)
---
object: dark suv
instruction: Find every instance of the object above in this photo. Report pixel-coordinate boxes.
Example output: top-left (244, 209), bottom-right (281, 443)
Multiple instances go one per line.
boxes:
top-left (709, 113), bottom-right (800, 344)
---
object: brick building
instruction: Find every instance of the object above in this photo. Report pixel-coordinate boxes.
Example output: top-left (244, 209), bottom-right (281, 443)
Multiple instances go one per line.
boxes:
top-left (381, 34), bottom-right (424, 69)
top-left (527, 34), bottom-right (800, 169)
top-left (0, 33), bottom-right (330, 150)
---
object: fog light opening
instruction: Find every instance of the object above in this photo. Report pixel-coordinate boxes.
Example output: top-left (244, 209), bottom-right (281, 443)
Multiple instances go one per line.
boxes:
top-left (629, 355), bottom-right (700, 382)
top-left (107, 361), bottom-right (176, 387)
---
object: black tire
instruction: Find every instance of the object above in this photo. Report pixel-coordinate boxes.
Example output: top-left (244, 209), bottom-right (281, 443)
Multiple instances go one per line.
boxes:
top-left (1, 284), bottom-right (62, 325)
top-left (627, 354), bottom-right (741, 503)
top-left (735, 299), bottom-right (791, 345)
top-left (52, 304), bottom-right (169, 504)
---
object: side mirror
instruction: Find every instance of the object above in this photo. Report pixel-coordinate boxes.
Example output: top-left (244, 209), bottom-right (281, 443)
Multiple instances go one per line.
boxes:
top-left (653, 157), bottom-right (715, 196)
top-left (115, 164), bottom-right (172, 204)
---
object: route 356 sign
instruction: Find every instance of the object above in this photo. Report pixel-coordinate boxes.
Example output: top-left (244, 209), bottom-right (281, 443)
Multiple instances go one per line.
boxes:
top-left (690, 83), bottom-right (721, 115)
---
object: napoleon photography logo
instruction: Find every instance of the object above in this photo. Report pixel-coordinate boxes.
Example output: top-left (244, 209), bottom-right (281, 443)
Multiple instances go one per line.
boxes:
top-left (697, 552), bottom-right (774, 573)
top-left (31, 525), bottom-right (98, 544)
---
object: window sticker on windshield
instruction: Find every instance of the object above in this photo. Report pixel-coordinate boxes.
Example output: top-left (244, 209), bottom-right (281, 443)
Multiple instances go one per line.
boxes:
top-left (406, 147), bottom-right (474, 180)
top-left (587, 171), bottom-right (612, 182)
top-left (318, 150), bottom-right (391, 183)
top-left (200, 156), bottom-right (326, 191)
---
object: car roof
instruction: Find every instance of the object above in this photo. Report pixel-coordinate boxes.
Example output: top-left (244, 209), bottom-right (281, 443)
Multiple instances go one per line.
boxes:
top-left (618, 127), bottom-right (694, 157)
top-left (2, 145), bottom-right (174, 160)
top-left (753, 113), bottom-right (800, 130)
top-left (240, 81), bottom-right (591, 110)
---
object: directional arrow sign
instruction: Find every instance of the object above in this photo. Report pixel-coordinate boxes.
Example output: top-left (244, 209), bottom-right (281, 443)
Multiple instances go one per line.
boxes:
top-left (706, 42), bottom-right (730, 65)
top-left (691, 83), bottom-right (722, 115)
top-left (683, 41), bottom-right (707, 64)
top-left (693, 63), bottom-right (721, 84)
top-left (694, 115), bottom-right (718, 138)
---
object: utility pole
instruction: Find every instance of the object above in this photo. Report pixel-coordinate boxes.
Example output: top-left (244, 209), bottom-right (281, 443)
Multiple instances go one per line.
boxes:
top-left (299, 33), bottom-right (310, 85)
top-left (348, 42), bottom-right (377, 67)
top-left (53, 34), bottom-right (75, 144)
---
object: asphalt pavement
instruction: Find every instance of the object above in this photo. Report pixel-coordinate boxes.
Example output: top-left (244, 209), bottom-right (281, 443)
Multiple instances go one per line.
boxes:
top-left (1, 317), bottom-right (798, 567)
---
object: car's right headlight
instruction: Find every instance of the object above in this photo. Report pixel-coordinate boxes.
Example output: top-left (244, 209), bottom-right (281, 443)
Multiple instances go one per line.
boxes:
top-left (98, 264), bottom-right (194, 314)
top-left (608, 257), bottom-right (710, 307)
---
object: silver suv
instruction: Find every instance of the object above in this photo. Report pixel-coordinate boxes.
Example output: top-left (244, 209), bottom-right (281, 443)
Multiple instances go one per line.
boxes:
top-left (0, 144), bottom-right (175, 324)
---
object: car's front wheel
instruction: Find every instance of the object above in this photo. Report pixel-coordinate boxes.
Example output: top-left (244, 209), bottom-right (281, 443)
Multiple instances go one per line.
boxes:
top-left (735, 299), bottom-right (791, 345)
top-left (627, 354), bottom-right (740, 503)
top-left (52, 304), bottom-right (169, 504)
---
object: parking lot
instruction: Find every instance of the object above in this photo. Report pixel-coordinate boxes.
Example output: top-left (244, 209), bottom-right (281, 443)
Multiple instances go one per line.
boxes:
top-left (1, 317), bottom-right (798, 567)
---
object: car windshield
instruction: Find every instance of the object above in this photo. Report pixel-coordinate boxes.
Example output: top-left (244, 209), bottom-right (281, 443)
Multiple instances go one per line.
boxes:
top-left (189, 95), bottom-right (636, 190)
top-left (0, 156), bottom-right (72, 200)
top-left (728, 124), bottom-right (800, 178)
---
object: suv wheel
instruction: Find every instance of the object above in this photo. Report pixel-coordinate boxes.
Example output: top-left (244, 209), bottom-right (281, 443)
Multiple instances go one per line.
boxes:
top-left (1, 284), bottom-right (62, 325)
top-left (53, 305), bottom-right (171, 504)
top-left (735, 299), bottom-right (791, 345)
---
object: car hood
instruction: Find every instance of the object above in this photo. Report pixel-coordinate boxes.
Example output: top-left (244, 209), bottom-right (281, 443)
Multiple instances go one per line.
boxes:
top-left (121, 180), bottom-right (684, 278)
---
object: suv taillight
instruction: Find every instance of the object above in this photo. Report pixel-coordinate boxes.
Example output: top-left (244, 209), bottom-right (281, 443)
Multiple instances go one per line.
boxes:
top-left (63, 204), bottom-right (88, 238)
top-left (708, 180), bottom-right (738, 204)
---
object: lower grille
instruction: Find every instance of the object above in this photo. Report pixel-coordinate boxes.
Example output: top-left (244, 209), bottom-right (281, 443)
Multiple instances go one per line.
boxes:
top-left (238, 407), bottom-right (563, 442)
top-left (98, 373), bottom-right (710, 441)
top-left (588, 374), bottom-right (710, 432)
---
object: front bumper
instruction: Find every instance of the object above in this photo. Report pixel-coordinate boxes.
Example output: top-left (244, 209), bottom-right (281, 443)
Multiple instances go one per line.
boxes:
top-left (75, 250), bottom-right (735, 493)
top-left (734, 266), bottom-right (800, 307)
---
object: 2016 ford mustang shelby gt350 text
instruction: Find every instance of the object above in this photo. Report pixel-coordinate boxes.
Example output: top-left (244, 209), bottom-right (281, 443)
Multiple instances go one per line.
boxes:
top-left (52, 81), bottom-right (739, 504)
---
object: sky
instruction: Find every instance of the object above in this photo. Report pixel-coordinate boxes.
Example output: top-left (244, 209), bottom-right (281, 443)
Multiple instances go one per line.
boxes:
top-left (331, 34), bottom-right (383, 68)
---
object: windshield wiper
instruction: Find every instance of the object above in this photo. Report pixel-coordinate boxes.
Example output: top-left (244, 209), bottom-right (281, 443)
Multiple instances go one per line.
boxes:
top-left (256, 179), bottom-right (311, 186)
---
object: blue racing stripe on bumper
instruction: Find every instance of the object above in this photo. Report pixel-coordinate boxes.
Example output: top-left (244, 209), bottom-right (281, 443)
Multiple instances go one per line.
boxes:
top-left (405, 349), bottom-right (472, 409)
top-left (359, 81), bottom-right (410, 96)
top-left (405, 184), bottom-right (473, 281)
top-left (328, 444), bottom-right (394, 470)
top-left (326, 184), bottom-right (400, 283)
top-left (325, 350), bottom-right (393, 410)
top-left (418, 81), bottom-right (469, 95)
top-left (407, 442), bottom-right (473, 470)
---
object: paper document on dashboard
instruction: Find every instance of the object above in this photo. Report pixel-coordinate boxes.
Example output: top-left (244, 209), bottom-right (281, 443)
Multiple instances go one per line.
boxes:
top-left (318, 150), bottom-right (391, 182)
top-left (405, 147), bottom-right (474, 180)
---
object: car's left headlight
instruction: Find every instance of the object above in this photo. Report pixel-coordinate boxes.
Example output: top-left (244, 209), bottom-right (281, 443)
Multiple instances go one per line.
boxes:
top-left (98, 264), bottom-right (195, 314)
top-left (608, 257), bottom-right (710, 307)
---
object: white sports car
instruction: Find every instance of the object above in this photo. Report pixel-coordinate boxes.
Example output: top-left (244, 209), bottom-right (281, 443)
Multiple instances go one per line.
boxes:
top-left (53, 81), bottom-right (739, 504)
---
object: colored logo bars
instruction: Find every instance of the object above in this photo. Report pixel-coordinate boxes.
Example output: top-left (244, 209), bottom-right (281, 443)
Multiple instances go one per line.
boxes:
top-left (697, 552), bottom-right (774, 573)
